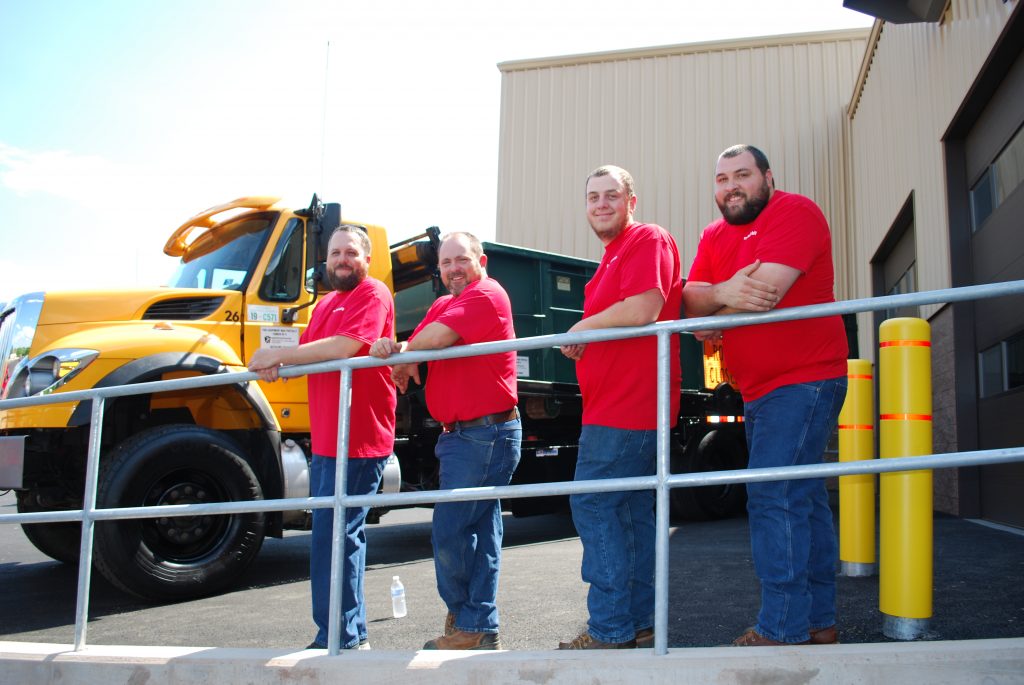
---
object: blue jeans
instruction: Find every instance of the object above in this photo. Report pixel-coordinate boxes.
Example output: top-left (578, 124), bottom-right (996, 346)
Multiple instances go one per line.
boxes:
top-left (432, 419), bottom-right (521, 633)
top-left (310, 454), bottom-right (387, 649)
top-left (743, 377), bottom-right (847, 643)
top-left (570, 425), bottom-right (656, 644)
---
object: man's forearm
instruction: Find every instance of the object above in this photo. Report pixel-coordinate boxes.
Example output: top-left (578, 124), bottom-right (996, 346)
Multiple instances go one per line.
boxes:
top-left (682, 283), bottom-right (726, 317)
top-left (573, 289), bottom-right (665, 332)
top-left (406, 322), bottom-right (459, 351)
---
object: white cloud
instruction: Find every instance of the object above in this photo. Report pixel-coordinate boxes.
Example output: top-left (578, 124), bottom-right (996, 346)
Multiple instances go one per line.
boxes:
top-left (0, 142), bottom-right (131, 209)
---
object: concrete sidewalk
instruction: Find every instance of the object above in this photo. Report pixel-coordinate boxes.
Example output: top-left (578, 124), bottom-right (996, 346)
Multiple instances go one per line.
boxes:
top-left (3, 638), bottom-right (1023, 685)
top-left (3, 495), bottom-right (1024, 682)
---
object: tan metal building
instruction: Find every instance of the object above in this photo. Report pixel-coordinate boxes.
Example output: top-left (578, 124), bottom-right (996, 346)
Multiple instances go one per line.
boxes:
top-left (495, 1), bottom-right (1023, 525)
top-left (496, 29), bottom-right (870, 281)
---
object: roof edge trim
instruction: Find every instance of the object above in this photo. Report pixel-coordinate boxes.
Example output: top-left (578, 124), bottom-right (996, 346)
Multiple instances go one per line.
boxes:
top-left (847, 19), bottom-right (885, 120)
top-left (497, 27), bottom-right (872, 72)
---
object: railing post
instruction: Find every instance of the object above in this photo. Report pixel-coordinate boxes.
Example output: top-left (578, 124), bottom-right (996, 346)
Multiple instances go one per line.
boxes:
top-left (327, 367), bottom-right (354, 655)
top-left (73, 395), bottom-right (106, 651)
top-left (653, 331), bottom-right (671, 655)
top-left (879, 318), bottom-right (933, 640)
top-left (839, 359), bottom-right (876, 577)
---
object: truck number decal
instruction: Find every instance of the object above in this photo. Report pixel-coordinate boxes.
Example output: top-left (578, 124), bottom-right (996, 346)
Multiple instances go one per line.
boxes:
top-left (224, 311), bottom-right (241, 322)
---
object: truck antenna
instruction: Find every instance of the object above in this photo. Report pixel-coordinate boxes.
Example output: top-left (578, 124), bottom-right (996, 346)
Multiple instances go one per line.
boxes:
top-left (319, 40), bottom-right (331, 197)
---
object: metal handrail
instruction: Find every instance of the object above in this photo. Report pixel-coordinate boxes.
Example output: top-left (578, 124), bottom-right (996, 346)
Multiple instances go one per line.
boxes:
top-left (2, 279), bottom-right (1024, 656)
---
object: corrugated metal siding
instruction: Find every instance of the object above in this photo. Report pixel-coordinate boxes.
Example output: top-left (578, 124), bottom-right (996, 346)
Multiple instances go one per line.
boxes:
top-left (846, 0), bottom-right (1016, 356)
top-left (496, 30), bottom-right (868, 290)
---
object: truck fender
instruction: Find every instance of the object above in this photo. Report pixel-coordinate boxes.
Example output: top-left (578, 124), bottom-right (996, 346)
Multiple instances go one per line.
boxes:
top-left (67, 351), bottom-right (276, 430)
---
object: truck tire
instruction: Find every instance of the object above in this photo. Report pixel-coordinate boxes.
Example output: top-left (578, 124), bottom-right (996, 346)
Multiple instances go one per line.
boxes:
top-left (93, 425), bottom-right (266, 601)
top-left (16, 491), bottom-right (81, 565)
top-left (670, 428), bottom-right (748, 521)
top-left (669, 435), bottom-right (712, 521)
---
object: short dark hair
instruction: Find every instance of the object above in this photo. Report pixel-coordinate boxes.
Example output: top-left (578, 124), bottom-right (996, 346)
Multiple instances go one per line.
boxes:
top-left (586, 165), bottom-right (635, 198)
top-left (719, 145), bottom-right (771, 175)
top-left (331, 224), bottom-right (372, 256)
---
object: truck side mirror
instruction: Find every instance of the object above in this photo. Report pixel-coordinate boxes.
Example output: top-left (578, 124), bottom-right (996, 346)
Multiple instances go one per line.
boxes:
top-left (316, 203), bottom-right (342, 266)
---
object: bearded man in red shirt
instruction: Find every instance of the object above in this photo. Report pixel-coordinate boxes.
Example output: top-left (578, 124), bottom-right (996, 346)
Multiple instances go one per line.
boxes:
top-left (683, 144), bottom-right (848, 647)
top-left (249, 226), bottom-right (396, 651)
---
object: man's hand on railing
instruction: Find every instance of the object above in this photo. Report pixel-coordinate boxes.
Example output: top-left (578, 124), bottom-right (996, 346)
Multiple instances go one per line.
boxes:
top-left (390, 363), bottom-right (421, 394)
top-left (369, 337), bottom-right (403, 359)
top-left (693, 330), bottom-right (723, 342)
top-left (248, 348), bottom-right (284, 383)
top-left (369, 338), bottom-right (421, 393)
top-left (560, 343), bottom-right (586, 361)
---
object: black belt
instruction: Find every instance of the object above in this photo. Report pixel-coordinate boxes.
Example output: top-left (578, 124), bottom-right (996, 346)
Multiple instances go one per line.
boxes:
top-left (441, 407), bottom-right (519, 433)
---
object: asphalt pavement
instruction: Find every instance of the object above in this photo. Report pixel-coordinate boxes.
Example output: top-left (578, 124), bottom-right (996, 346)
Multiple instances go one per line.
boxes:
top-left (1, 489), bottom-right (1022, 651)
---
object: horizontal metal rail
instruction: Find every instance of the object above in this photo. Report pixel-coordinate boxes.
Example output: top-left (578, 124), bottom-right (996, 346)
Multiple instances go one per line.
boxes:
top-left (4, 447), bottom-right (1022, 526)
top-left (2, 280), bottom-right (1023, 413)
top-left (1, 279), bottom-right (1023, 656)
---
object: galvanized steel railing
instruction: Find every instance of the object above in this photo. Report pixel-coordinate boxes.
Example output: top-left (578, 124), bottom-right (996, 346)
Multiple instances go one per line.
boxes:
top-left (2, 280), bottom-right (1024, 656)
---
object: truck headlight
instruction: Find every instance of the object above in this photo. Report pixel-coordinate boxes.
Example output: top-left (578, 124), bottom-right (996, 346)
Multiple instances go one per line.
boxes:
top-left (6, 349), bottom-right (99, 399)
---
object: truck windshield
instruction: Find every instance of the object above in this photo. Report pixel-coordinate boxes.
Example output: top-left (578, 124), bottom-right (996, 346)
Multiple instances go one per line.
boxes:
top-left (167, 217), bottom-right (273, 291)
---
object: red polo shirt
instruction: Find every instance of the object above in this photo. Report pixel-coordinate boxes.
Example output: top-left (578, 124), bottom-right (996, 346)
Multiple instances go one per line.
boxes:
top-left (410, 277), bottom-right (517, 424)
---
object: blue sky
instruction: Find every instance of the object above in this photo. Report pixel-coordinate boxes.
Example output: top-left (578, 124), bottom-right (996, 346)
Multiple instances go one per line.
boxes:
top-left (0, 1), bottom-right (872, 305)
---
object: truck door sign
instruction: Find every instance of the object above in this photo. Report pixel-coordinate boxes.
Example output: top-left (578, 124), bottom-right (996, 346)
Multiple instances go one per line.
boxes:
top-left (260, 326), bottom-right (300, 349)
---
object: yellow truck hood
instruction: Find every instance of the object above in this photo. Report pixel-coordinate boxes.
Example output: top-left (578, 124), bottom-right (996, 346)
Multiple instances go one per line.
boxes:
top-left (39, 288), bottom-right (239, 325)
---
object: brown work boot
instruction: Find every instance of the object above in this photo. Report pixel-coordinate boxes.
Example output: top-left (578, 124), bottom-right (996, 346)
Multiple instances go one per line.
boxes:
top-left (810, 625), bottom-right (839, 644)
top-left (423, 629), bottom-right (501, 650)
top-left (635, 627), bottom-right (654, 648)
top-left (558, 631), bottom-right (636, 649)
top-left (444, 611), bottom-right (456, 636)
top-left (732, 628), bottom-right (810, 646)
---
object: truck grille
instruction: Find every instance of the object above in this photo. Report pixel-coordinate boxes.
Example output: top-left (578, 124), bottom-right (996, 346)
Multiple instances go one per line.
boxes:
top-left (142, 297), bottom-right (225, 320)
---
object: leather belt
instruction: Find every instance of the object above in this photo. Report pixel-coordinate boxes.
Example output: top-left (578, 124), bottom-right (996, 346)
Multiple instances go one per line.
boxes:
top-left (441, 407), bottom-right (519, 433)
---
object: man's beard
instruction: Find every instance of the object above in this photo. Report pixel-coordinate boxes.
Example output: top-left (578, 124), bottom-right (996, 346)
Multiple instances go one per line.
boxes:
top-left (327, 263), bottom-right (367, 291)
top-left (444, 272), bottom-right (470, 296)
top-left (588, 222), bottom-right (625, 243)
top-left (718, 179), bottom-right (771, 225)
top-left (587, 214), bottom-right (628, 243)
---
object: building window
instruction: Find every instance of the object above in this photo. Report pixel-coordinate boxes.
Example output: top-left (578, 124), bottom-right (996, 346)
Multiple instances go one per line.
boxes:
top-left (884, 262), bottom-right (917, 321)
top-left (970, 121), bottom-right (1024, 232)
top-left (979, 330), bottom-right (1024, 398)
top-left (872, 194), bottom-right (919, 323)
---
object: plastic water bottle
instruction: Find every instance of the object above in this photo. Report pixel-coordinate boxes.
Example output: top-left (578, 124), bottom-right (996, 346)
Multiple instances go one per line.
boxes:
top-left (390, 575), bottom-right (407, 618)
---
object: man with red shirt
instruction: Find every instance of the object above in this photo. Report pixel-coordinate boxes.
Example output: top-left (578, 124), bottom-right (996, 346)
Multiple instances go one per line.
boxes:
top-left (249, 226), bottom-right (396, 651)
top-left (558, 165), bottom-right (682, 649)
top-left (683, 144), bottom-right (848, 647)
top-left (370, 232), bottom-right (520, 650)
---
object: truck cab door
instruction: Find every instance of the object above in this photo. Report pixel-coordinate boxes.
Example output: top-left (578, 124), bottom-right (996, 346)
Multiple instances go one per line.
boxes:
top-left (243, 215), bottom-right (314, 432)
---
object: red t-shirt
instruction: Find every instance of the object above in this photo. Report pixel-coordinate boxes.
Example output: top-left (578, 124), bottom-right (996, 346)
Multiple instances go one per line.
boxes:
top-left (410, 277), bottom-right (517, 424)
top-left (576, 223), bottom-right (683, 430)
top-left (301, 278), bottom-right (397, 458)
top-left (687, 190), bottom-right (848, 401)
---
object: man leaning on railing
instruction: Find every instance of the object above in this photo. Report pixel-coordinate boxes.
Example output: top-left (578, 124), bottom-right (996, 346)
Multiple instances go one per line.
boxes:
top-left (558, 164), bottom-right (683, 650)
top-left (370, 231), bottom-right (521, 651)
top-left (683, 144), bottom-right (849, 647)
top-left (248, 226), bottom-right (397, 652)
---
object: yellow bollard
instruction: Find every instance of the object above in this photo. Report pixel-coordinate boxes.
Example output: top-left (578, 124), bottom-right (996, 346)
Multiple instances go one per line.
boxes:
top-left (879, 318), bottom-right (933, 640)
top-left (838, 359), bottom-right (876, 577)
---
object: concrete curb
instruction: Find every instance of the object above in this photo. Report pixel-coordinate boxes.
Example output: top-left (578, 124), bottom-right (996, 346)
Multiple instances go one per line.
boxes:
top-left (3, 638), bottom-right (1024, 685)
